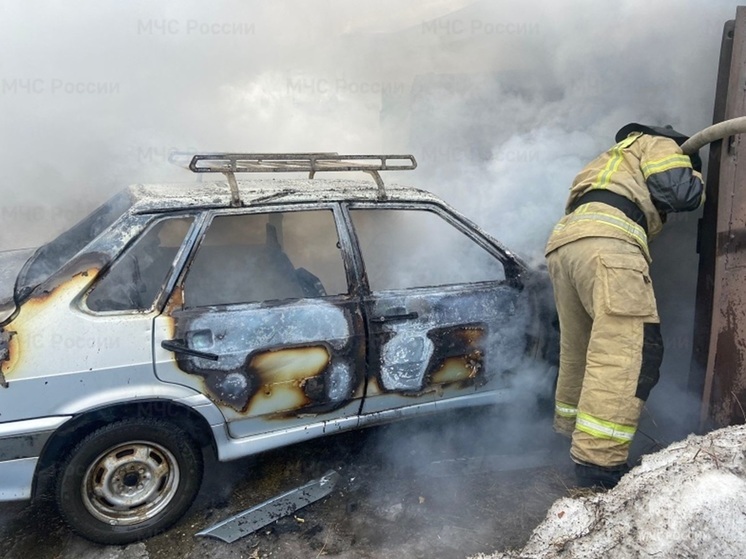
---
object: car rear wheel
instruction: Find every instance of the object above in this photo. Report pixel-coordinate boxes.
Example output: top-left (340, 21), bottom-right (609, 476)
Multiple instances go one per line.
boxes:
top-left (56, 417), bottom-right (203, 544)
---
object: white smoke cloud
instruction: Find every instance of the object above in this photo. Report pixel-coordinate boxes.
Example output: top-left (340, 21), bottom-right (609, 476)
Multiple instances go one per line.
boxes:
top-left (0, 0), bottom-right (739, 429)
top-left (1, 1), bottom-right (739, 246)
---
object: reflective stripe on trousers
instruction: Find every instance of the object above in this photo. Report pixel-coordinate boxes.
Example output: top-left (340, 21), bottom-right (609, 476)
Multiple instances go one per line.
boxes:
top-left (575, 412), bottom-right (635, 444)
top-left (555, 401), bottom-right (577, 418)
top-left (555, 404), bottom-right (635, 443)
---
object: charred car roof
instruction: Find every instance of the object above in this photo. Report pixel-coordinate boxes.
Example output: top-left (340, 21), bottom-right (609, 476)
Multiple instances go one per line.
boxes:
top-left (128, 179), bottom-right (448, 213)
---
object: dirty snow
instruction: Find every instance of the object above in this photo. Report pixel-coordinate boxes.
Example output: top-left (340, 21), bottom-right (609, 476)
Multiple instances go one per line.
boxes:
top-left (474, 425), bottom-right (746, 558)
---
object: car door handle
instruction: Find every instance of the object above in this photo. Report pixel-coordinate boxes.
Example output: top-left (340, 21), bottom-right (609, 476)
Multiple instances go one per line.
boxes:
top-left (161, 339), bottom-right (219, 361)
top-left (370, 311), bottom-right (419, 323)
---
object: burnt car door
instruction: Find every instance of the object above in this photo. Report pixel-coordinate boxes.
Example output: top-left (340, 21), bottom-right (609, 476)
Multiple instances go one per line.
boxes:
top-left (153, 205), bottom-right (366, 438)
top-left (347, 204), bottom-right (534, 414)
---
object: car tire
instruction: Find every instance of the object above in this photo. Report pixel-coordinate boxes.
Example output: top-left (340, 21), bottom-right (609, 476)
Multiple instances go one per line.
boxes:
top-left (56, 417), bottom-right (203, 545)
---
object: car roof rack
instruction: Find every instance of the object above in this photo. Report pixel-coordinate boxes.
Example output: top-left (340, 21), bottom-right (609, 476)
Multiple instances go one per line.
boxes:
top-left (170, 152), bottom-right (417, 206)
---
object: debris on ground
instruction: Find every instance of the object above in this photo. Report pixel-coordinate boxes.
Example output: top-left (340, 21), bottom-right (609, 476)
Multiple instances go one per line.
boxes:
top-left (473, 425), bottom-right (746, 558)
top-left (196, 470), bottom-right (339, 543)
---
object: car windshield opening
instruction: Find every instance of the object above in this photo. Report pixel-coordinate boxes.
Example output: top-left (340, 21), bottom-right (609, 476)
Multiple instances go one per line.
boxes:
top-left (15, 189), bottom-right (134, 299)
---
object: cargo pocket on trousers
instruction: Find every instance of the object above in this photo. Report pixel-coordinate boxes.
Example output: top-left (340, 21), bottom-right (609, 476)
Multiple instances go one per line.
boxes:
top-left (599, 253), bottom-right (656, 317)
top-left (636, 323), bottom-right (664, 401)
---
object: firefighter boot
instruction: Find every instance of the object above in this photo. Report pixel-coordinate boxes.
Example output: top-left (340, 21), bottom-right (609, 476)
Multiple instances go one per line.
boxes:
top-left (574, 461), bottom-right (630, 489)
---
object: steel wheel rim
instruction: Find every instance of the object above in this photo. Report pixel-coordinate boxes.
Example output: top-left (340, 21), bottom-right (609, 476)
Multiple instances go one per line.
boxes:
top-left (81, 440), bottom-right (180, 526)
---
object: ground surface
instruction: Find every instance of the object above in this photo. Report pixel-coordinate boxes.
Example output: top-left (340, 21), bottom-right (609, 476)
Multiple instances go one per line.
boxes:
top-left (0, 405), bottom-right (583, 559)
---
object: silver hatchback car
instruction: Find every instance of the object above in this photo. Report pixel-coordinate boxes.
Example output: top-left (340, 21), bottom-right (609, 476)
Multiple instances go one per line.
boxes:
top-left (0, 154), bottom-right (557, 544)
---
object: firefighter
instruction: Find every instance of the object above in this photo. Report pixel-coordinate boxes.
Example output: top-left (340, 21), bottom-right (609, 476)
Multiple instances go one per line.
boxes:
top-left (545, 123), bottom-right (704, 489)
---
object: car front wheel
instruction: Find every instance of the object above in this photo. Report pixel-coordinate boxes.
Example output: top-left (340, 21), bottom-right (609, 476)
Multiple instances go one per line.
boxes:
top-left (56, 417), bottom-right (203, 545)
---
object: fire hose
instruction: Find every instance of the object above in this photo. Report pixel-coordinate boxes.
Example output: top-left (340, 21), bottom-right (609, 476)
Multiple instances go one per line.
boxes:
top-left (680, 116), bottom-right (746, 155)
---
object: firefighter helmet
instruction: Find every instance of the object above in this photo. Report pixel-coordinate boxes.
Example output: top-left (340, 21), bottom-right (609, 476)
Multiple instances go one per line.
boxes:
top-left (615, 123), bottom-right (689, 145)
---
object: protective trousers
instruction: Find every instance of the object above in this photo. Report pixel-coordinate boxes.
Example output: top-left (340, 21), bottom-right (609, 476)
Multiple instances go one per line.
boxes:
top-left (546, 236), bottom-right (663, 467)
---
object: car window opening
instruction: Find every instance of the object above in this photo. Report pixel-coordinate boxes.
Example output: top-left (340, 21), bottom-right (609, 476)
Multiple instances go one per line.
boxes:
top-left (86, 216), bottom-right (195, 312)
top-left (350, 208), bottom-right (506, 292)
top-left (183, 210), bottom-right (347, 308)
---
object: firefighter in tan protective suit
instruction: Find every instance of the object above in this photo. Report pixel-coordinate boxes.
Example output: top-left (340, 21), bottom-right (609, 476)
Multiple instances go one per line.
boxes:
top-left (545, 123), bottom-right (704, 489)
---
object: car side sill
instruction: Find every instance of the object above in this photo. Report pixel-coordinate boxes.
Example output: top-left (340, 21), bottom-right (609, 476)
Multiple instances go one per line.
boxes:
top-left (213, 390), bottom-right (511, 462)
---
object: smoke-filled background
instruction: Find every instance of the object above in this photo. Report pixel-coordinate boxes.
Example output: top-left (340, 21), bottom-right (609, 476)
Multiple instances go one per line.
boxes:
top-left (0, 0), bottom-right (742, 446)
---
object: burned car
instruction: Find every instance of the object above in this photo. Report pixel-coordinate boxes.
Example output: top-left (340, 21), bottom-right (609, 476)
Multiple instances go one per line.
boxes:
top-left (0, 153), bottom-right (557, 544)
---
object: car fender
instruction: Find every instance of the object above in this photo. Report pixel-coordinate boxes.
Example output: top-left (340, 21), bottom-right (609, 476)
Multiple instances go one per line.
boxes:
top-left (54, 382), bottom-right (224, 425)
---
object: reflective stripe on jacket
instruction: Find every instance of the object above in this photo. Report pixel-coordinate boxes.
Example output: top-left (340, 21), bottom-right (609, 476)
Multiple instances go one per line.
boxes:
top-left (545, 132), bottom-right (704, 261)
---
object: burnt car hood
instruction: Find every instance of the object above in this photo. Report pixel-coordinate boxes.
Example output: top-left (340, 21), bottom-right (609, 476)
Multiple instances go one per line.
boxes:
top-left (0, 247), bottom-right (35, 323)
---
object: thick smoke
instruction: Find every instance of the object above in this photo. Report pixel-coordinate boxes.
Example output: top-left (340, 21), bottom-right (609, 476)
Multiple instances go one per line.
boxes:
top-left (0, 0), bottom-right (735, 248)
top-left (0, 0), bottom-right (742, 549)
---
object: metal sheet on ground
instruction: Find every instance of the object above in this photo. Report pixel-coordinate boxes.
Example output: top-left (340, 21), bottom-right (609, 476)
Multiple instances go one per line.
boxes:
top-left (195, 470), bottom-right (340, 543)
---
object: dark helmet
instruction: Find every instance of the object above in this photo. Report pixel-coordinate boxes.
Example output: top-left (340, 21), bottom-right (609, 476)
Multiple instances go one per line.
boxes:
top-left (615, 122), bottom-right (702, 172)
top-left (615, 122), bottom-right (689, 145)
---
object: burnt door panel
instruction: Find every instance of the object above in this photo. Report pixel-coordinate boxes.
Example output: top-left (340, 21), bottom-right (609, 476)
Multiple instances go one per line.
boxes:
top-left (154, 208), bottom-right (366, 438)
top-left (363, 284), bottom-right (531, 412)
top-left (349, 207), bottom-right (533, 414)
top-left (158, 299), bottom-right (364, 419)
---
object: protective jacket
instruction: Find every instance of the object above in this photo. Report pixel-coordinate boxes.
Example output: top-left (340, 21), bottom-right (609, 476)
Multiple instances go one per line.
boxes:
top-left (545, 132), bottom-right (704, 262)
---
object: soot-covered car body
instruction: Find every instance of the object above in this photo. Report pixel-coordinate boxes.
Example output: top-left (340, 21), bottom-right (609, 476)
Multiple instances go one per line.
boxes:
top-left (0, 154), bottom-right (557, 544)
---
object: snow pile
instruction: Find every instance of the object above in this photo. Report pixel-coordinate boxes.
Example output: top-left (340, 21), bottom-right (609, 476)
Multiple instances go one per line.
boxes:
top-left (474, 425), bottom-right (746, 558)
